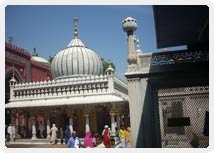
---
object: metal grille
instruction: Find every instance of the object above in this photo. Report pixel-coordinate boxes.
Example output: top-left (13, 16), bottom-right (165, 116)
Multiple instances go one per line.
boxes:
top-left (158, 86), bottom-right (209, 148)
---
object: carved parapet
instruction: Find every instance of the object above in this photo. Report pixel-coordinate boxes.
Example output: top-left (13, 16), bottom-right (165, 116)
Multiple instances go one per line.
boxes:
top-left (158, 86), bottom-right (209, 97)
top-left (9, 75), bottom-right (110, 101)
top-left (140, 50), bottom-right (208, 68)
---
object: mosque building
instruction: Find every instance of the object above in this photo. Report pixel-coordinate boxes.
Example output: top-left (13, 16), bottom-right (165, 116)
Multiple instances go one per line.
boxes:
top-left (5, 11), bottom-right (209, 148)
top-left (5, 17), bottom-right (129, 140)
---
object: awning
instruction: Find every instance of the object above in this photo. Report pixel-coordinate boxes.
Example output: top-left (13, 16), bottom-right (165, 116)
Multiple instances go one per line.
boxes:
top-left (153, 5), bottom-right (208, 48)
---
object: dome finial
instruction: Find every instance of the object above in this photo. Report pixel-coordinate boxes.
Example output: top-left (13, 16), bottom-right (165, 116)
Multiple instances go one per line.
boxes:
top-left (74, 17), bottom-right (78, 38)
top-left (108, 60), bottom-right (112, 68)
top-left (106, 60), bottom-right (114, 76)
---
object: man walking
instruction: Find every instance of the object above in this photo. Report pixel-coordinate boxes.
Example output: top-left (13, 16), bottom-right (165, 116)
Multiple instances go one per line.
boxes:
top-left (7, 124), bottom-right (13, 141)
top-left (50, 124), bottom-right (58, 144)
top-left (67, 131), bottom-right (80, 148)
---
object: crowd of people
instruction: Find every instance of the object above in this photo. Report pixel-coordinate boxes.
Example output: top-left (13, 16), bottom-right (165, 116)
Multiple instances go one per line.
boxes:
top-left (6, 122), bottom-right (132, 148)
top-left (48, 123), bottom-right (132, 148)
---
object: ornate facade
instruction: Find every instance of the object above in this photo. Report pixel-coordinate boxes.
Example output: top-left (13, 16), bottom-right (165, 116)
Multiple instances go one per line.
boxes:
top-left (5, 42), bottom-right (52, 129)
top-left (5, 18), bottom-right (130, 141)
top-left (5, 43), bottom-right (52, 103)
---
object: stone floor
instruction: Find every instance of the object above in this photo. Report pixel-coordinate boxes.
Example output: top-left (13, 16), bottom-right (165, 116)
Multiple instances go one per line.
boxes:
top-left (6, 143), bottom-right (122, 148)
top-left (5, 137), bottom-right (122, 148)
top-left (6, 144), bottom-right (67, 148)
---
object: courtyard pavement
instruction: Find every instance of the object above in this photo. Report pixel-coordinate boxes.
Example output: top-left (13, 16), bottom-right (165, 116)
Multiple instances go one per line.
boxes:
top-left (6, 143), bottom-right (122, 148)
top-left (6, 144), bottom-right (68, 148)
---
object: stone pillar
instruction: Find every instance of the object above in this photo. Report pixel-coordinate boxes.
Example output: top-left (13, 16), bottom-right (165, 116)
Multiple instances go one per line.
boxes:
top-left (127, 32), bottom-right (137, 63)
top-left (116, 112), bottom-right (121, 130)
top-left (84, 113), bottom-right (90, 132)
top-left (127, 78), bottom-right (141, 147)
top-left (12, 124), bottom-right (16, 141)
top-left (46, 116), bottom-right (51, 139)
top-left (127, 77), bottom-right (160, 147)
top-left (15, 113), bottom-right (18, 136)
top-left (91, 108), bottom-right (97, 133)
top-left (22, 114), bottom-right (25, 126)
top-left (124, 113), bottom-right (129, 128)
top-left (69, 115), bottom-right (74, 133)
top-left (121, 114), bottom-right (125, 127)
top-left (110, 112), bottom-right (116, 136)
top-left (31, 116), bottom-right (37, 140)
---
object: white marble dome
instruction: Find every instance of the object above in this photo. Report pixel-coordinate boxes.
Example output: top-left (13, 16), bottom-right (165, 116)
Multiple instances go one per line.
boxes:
top-left (31, 56), bottom-right (49, 64)
top-left (51, 37), bottom-right (103, 79)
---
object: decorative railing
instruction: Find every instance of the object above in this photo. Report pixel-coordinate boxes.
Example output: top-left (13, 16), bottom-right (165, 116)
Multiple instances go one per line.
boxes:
top-left (140, 50), bottom-right (209, 68)
top-left (158, 86), bottom-right (209, 97)
top-left (10, 75), bottom-right (112, 100)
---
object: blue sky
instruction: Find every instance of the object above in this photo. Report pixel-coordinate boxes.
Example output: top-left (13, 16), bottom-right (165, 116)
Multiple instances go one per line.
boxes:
top-left (5, 5), bottom-right (184, 80)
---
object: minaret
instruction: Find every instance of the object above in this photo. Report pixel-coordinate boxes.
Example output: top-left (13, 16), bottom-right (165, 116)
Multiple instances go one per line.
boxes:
top-left (105, 61), bottom-right (114, 76)
top-left (74, 17), bottom-right (78, 38)
top-left (122, 17), bottom-right (138, 72)
top-left (9, 67), bottom-right (17, 100)
top-left (9, 67), bottom-right (17, 85)
top-left (122, 17), bottom-right (139, 148)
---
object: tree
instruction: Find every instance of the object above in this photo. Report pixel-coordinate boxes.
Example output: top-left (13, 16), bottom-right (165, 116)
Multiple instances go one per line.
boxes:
top-left (48, 56), bottom-right (54, 64)
top-left (101, 58), bottom-right (116, 74)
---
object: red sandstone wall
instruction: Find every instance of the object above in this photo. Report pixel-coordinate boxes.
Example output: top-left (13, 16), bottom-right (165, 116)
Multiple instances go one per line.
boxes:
top-left (5, 43), bottom-right (52, 82)
top-left (31, 62), bottom-right (51, 81)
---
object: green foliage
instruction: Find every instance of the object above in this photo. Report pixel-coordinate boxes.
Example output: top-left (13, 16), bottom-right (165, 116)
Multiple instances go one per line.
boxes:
top-left (101, 58), bottom-right (116, 74)
top-left (48, 56), bottom-right (54, 64)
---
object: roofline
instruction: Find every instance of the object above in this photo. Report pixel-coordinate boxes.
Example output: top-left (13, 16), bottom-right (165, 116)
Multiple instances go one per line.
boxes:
top-left (5, 42), bottom-right (31, 59)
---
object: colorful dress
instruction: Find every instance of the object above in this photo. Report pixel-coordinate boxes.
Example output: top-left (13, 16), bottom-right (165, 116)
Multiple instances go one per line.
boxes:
top-left (103, 129), bottom-right (110, 148)
top-left (119, 129), bottom-right (127, 148)
top-left (84, 131), bottom-right (94, 148)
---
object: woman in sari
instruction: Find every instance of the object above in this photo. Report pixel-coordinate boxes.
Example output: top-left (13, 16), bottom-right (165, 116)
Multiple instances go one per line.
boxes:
top-left (84, 130), bottom-right (94, 148)
top-left (102, 125), bottom-right (110, 148)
